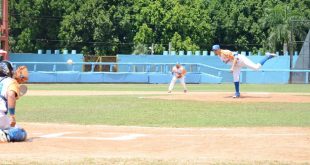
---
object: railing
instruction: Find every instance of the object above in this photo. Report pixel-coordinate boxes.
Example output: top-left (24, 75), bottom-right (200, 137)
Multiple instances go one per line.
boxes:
top-left (11, 62), bottom-right (202, 73)
top-left (12, 62), bottom-right (310, 83)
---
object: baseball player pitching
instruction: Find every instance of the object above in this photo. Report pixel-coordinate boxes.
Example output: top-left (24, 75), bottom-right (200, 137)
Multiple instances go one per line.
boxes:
top-left (0, 60), bottom-right (28, 143)
top-left (212, 45), bottom-right (277, 98)
top-left (168, 64), bottom-right (187, 93)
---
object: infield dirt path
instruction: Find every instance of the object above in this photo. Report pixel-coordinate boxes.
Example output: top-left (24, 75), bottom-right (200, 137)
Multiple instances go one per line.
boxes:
top-left (27, 90), bottom-right (310, 103)
top-left (0, 123), bottom-right (309, 164)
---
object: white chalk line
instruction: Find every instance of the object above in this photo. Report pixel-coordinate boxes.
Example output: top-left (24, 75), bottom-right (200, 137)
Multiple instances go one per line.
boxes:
top-left (39, 132), bottom-right (80, 138)
top-left (58, 134), bottom-right (147, 141)
top-left (38, 132), bottom-right (147, 141)
top-left (36, 131), bottom-right (309, 142)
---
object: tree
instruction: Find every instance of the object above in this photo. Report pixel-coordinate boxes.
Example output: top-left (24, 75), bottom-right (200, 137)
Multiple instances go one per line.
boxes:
top-left (132, 43), bottom-right (148, 55)
top-left (133, 23), bottom-right (154, 45)
top-left (171, 32), bottom-right (199, 51)
top-left (8, 0), bottom-right (310, 54)
top-left (260, 2), bottom-right (308, 52)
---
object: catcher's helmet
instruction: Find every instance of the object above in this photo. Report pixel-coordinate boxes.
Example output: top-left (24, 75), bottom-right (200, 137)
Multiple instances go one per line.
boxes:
top-left (0, 60), bottom-right (14, 77)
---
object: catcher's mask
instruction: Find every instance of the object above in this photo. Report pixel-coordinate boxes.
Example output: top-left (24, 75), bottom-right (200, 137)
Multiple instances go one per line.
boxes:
top-left (0, 60), bottom-right (14, 78)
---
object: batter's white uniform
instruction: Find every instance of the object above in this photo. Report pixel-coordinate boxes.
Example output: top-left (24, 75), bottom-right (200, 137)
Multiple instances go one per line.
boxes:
top-left (0, 77), bottom-right (20, 130)
top-left (218, 50), bottom-right (262, 82)
top-left (168, 66), bottom-right (187, 91)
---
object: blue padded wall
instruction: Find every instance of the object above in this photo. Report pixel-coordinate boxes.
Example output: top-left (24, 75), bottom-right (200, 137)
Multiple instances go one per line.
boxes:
top-left (10, 53), bottom-right (84, 72)
top-left (117, 54), bottom-right (298, 84)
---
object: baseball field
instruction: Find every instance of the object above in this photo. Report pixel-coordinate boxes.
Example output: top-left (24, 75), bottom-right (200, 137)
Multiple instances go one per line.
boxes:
top-left (1, 84), bottom-right (310, 164)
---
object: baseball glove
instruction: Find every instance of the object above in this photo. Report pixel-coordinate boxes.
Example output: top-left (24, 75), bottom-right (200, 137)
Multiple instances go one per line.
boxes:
top-left (176, 74), bottom-right (183, 78)
top-left (176, 69), bottom-right (187, 78)
top-left (14, 66), bottom-right (29, 84)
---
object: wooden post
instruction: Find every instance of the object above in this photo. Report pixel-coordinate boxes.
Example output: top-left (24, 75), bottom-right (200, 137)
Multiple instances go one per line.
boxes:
top-left (0, 0), bottom-right (9, 60)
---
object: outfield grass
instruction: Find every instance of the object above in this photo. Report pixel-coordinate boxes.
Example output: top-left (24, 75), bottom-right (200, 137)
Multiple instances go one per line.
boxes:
top-left (17, 95), bottom-right (310, 127)
top-left (27, 83), bottom-right (310, 93)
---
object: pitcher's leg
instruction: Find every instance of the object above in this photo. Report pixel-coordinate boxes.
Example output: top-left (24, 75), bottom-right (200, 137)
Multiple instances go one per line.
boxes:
top-left (242, 53), bottom-right (276, 71)
top-left (233, 67), bottom-right (241, 98)
top-left (179, 77), bottom-right (187, 93)
top-left (242, 56), bottom-right (262, 70)
top-left (259, 53), bottom-right (276, 66)
top-left (168, 76), bottom-right (177, 92)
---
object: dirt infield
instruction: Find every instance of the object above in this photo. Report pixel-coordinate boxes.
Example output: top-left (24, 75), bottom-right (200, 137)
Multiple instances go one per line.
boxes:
top-left (0, 123), bottom-right (309, 164)
top-left (1, 90), bottom-right (308, 164)
top-left (27, 90), bottom-right (310, 103)
top-left (148, 92), bottom-right (310, 103)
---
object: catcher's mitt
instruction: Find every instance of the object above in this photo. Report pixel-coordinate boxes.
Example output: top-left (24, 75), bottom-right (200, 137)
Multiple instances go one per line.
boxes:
top-left (14, 66), bottom-right (29, 84)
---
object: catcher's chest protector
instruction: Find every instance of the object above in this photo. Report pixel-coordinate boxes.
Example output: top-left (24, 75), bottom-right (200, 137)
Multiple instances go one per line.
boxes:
top-left (0, 77), bottom-right (12, 113)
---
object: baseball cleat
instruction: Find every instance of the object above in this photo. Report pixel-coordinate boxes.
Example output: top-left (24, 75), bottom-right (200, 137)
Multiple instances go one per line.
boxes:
top-left (233, 93), bottom-right (240, 98)
top-left (266, 52), bottom-right (278, 57)
top-left (168, 91), bottom-right (172, 93)
top-left (184, 90), bottom-right (187, 93)
top-left (0, 130), bottom-right (8, 143)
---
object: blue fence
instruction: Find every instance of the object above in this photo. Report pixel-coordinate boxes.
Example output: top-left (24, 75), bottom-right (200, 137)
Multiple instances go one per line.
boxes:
top-left (161, 50), bottom-right (299, 56)
top-left (10, 53), bottom-right (84, 72)
top-left (11, 62), bottom-right (310, 84)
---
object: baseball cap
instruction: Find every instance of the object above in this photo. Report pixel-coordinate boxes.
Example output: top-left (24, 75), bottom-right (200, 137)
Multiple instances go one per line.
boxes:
top-left (212, 45), bottom-right (220, 51)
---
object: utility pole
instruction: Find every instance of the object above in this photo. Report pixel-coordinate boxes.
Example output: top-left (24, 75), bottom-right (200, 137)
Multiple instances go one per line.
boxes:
top-left (151, 43), bottom-right (154, 55)
top-left (168, 42), bottom-right (172, 55)
top-left (0, 0), bottom-right (9, 60)
top-left (289, 20), bottom-right (294, 84)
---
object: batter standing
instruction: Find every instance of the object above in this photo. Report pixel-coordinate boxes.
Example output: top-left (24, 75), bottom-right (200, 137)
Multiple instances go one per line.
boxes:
top-left (212, 45), bottom-right (276, 98)
top-left (168, 64), bottom-right (187, 93)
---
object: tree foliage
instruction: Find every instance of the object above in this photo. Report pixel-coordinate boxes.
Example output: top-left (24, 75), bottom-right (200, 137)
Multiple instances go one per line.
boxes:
top-left (8, 0), bottom-right (310, 55)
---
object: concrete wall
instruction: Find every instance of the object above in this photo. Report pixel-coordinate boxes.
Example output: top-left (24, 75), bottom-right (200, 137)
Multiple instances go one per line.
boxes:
top-left (117, 55), bottom-right (298, 84)
top-left (10, 53), bottom-right (84, 71)
top-left (28, 72), bottom-right (222, 84)
top-left (9, 53), bottom-right (301, 84)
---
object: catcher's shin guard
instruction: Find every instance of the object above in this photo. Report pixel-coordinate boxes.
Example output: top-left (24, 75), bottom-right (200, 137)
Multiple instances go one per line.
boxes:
top-left (7, 127), bottom-right (27, 142)
top-left (0, 128), bottom-right (27, 142)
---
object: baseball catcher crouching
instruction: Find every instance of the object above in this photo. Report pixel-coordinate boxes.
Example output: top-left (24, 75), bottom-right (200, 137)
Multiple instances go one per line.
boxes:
top-left (0, 60), bottom-right (29, 143)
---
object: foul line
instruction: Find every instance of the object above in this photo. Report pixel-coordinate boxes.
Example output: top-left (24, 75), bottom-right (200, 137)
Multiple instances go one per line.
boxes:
top-left (38, 132), bottom-right (147, 141)
top-left (36, 131), bottom-right (309, 142)
top-left (39, 132), bottom-right (80, 138)
top-left (58, 134), bottom-right (147, 141)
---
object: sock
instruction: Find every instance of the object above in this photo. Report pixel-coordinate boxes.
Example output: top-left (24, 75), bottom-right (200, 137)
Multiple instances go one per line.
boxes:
top-left (234, 82), bottom-right (240, 94)
top-left (259, 55), bottom-right (274, 65)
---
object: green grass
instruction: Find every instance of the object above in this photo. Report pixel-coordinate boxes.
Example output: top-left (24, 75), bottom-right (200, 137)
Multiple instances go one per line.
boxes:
top-left (27, 83), bottom-right (310, 93)
top-left (17, 95), bottom-right (310, 127)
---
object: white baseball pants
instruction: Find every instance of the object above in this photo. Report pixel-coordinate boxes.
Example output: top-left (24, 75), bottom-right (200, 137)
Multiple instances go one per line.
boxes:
top-left (168, 76), bottom-right (187, 91)
top-left (233, 55), bottom-right (262, 82)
